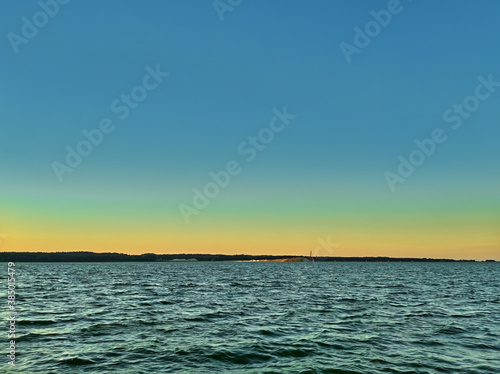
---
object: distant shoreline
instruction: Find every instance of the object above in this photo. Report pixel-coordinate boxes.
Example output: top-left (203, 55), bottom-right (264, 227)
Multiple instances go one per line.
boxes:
top-left (0, 252), bottom-right (495, 263)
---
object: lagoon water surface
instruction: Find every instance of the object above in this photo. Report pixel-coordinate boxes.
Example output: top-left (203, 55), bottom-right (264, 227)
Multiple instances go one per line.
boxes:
top-left (5, 262), bottom-right (500, 373)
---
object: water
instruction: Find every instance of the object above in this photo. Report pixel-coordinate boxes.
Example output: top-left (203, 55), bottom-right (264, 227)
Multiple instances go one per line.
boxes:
top-left (3, 262), bottom-right (500, 373)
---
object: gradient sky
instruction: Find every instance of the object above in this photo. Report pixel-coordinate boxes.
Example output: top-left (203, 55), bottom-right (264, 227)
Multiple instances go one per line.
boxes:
top-left (1, 0), bottom-right (499, 259)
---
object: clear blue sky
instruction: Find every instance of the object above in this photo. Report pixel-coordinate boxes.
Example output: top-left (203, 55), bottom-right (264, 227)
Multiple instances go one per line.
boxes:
top-left (1, 0), bottom-right (499, 258)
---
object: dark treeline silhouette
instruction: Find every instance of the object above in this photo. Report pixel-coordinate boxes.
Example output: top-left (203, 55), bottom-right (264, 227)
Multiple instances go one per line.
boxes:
top-left (0, 252), bottom-right (484, 262)
top-left (0, 252), bottom-right (293, 262)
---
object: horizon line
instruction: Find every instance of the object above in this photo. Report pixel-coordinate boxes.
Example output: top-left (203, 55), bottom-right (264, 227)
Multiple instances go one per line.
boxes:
top-left (0, 251), bottom-right (497, 262)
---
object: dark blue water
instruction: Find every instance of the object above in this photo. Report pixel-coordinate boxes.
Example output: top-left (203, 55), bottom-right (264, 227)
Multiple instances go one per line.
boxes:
top-left (3, 262), bottom-right (500, 373)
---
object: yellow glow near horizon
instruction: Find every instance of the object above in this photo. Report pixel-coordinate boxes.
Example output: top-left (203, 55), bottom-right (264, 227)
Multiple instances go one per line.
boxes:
top-left (1, 217), bottom-right (498, 260)
top-left (1, 191), bottom-right (499, 260)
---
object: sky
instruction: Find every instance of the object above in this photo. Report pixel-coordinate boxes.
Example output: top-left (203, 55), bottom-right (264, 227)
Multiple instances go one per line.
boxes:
top-left (0, 0), bottom-right (499, 259)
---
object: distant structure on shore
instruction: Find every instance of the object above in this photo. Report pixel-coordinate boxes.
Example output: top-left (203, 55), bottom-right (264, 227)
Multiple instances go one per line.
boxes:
top-left (257, 257), bottom-right (311, 262)
top-left (170, 258), bottom-right (198, 262)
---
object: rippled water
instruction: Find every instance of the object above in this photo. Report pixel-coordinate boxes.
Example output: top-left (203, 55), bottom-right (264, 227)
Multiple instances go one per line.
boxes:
top-left (3, 262), bottom-right (500, 373)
